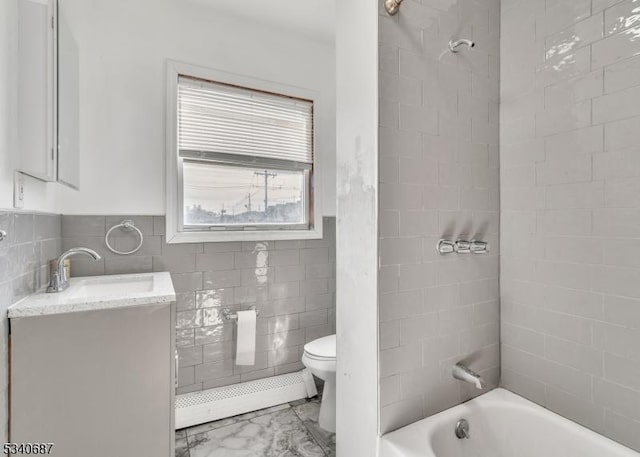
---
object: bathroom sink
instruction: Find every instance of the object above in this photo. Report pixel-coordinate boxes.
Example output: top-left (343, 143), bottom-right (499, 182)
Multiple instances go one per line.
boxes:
top-left (66, 275), bottom-right (155, 298)
top-left (8, 272), bottom-right (175, 318)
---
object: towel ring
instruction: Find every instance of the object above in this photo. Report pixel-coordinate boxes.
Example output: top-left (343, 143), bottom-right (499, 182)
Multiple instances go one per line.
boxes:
top-left (105, 220), bottom-right (144, 255)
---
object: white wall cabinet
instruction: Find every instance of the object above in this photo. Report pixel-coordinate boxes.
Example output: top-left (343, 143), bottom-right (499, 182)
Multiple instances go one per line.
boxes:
top-left (17, 0), bottom-right (57, 182)
top-left (17, 0), bottom-right (80, 189)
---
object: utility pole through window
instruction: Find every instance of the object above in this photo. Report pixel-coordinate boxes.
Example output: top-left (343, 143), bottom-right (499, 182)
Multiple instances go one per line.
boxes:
top-left (254, 170), bottom-right (278, 215)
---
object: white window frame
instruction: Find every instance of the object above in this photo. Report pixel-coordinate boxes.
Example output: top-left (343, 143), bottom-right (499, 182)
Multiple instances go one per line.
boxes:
top-left (165, 60), bottom-right (323, 243)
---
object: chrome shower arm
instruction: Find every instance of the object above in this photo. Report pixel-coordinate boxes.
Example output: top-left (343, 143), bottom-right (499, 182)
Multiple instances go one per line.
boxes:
top-left (449, 39), bottom-right (476, 52)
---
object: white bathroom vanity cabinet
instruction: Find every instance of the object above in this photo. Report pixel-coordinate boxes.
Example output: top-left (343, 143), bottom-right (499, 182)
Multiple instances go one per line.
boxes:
top-left (8, 273), bottom-right (176, 457)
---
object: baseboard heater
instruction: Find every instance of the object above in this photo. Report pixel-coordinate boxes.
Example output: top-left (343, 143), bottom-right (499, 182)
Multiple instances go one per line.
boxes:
top-left (175, 369), bottom-right (318, 429)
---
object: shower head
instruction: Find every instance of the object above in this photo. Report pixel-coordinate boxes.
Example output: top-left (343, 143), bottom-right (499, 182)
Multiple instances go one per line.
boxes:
top-left (384, 0), bottom-right (403, 15)
top-left (449, 39), bottom-right (476, 53)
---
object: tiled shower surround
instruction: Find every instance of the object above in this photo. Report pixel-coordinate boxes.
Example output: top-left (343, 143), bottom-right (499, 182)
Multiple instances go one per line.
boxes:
top-left (0, 211), bottom-right (62, 440)
top-left (501, 0), bottom-right (640, 451)
top-left (61, 216), bottom-right (335, 393)
top-left (377, 0), bottom-right (500, 433)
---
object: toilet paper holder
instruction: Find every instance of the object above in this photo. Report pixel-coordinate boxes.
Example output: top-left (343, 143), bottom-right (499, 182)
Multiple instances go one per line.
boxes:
top-left (222, 306), bottom-right (259, 321)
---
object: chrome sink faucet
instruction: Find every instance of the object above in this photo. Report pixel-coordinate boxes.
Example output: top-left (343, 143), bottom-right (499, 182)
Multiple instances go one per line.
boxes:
top-left (47, 248), bottom-right (102, 293)
top-left (452, 362), bottom-right (484, 390)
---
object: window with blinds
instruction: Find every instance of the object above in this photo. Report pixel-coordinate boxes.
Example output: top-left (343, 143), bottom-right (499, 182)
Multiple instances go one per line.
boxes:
top-left (176, 75), bottom-right (315, 231)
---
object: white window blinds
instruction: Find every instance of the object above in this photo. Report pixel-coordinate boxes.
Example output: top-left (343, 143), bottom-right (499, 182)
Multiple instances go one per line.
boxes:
top-left (177, 75), bottom-right (314, 164)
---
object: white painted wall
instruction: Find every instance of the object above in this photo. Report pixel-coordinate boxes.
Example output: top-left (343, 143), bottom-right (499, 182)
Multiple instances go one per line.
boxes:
top-left (0, 0), bottom-right (57, 213)
top-left (335, 0), bottom-right (379, 454)
top-left (55, 0), bottom-right (336, 216)
top-left (0, 0), bottom-right (17, 211)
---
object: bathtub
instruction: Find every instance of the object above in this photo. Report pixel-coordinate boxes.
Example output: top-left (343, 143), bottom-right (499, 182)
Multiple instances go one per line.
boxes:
top-left (378, 388), bottom-right (639, 457)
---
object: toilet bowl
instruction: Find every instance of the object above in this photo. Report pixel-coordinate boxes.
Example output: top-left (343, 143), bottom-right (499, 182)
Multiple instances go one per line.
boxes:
top-left (301, 334), bottom-right (336, 433)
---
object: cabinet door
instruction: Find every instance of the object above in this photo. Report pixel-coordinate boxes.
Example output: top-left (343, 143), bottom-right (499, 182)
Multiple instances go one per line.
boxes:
top-left (56, 0), bottom-right (80, 189)
top-left (10, 305), bottom-right (173, 457)
top-left (17, 0), bottom-right (57, 182)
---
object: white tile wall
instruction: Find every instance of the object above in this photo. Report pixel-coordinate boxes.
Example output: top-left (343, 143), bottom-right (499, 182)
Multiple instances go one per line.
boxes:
top-left (501, 0), bottom-right (640, 451)
top-left (62, 215), bottom-right (336, 394)
top-left (0, 212), bottom-right (62, 442)
top-left (378, 0), bottom-right (500, 434)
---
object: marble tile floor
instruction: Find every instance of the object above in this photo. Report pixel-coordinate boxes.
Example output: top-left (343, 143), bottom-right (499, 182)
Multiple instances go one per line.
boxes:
top-left (176, 397), bottom-right (335, 457)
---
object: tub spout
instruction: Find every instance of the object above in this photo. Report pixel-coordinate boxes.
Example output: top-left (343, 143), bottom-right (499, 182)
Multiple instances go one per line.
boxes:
top-left (452, 363), bottom-right (483, 390)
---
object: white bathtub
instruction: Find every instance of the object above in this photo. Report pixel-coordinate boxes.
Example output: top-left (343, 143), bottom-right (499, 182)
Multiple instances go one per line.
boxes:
top-left (379, 388), bottom-right (639, 457)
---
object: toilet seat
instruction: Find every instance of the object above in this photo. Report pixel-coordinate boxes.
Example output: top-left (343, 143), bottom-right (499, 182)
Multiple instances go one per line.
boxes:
top-left (303, 352), bottom-right (335, 362)
top-left (303, 334), bottom-right (336, 360)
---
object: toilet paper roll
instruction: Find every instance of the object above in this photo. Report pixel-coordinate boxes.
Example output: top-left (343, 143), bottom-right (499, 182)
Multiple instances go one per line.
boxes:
top-left (235, 309), bottom-right (257, 366)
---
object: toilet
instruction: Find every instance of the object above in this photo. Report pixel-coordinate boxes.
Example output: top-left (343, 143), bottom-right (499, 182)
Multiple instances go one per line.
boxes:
top-left (301, 334), bottom-right (336, 433)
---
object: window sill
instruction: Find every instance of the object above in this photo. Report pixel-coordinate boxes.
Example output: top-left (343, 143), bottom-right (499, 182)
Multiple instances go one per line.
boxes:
top-left (165, 226), bottom-right (323, 243)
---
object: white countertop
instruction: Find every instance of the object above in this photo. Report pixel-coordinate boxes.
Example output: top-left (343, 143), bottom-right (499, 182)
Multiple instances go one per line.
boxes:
top-left (8, 272), bottom-right (176, 318)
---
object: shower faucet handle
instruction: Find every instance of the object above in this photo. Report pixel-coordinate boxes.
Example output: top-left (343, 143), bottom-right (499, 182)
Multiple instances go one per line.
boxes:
top-left (455, 240), bottom-right (471, 254)
top-left (438, 239), bottom-right (489, 255)
top-left (470, 240), bottom-right (489, 254)
top-left (437, 239), bottom-right (456, 255)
